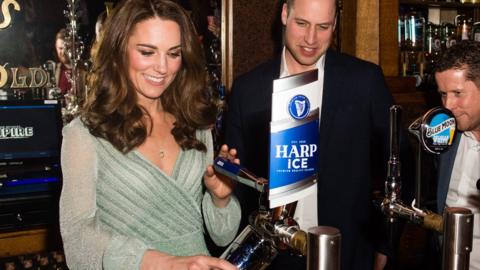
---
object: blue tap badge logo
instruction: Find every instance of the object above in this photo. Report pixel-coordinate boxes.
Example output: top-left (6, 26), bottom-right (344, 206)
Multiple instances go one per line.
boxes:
top-left (425, 113), bottom-right (456, 146)
top-left (288, 95), bottom-right (310, 120)
top-left (416, 107), bottom-right (456, 154)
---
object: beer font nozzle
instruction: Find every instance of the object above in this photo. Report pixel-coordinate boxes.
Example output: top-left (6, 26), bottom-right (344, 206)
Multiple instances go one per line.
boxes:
top-left (214, 157), bottom-right (307, 254)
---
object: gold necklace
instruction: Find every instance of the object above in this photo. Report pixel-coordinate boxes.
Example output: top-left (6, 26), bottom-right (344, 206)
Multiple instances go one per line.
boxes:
top-left (159, 149), bottom-right (166, 159)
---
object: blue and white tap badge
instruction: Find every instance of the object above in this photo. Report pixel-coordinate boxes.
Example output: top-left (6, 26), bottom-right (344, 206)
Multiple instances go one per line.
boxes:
top-left (426, 114), bottom-right (455, 145)
top-left (269, 69), bottom-right (319, 208)
top-left (421, 107), bottom-right (456, 154)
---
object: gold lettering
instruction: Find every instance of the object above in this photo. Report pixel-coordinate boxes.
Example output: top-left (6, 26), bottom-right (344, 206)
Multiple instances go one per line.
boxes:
top-left (11, 67), bottom-right (27, 88)
top-left (0, 0), bottom-right (21, 29)
top-left (29, 68), bottom-right (48, 88)
top-left (0, 64), bottom-right (6, 88)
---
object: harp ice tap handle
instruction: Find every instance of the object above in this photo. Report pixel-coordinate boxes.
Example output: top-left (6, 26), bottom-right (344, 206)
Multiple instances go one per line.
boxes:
top-left (213, 157), bottom-right (268, 193)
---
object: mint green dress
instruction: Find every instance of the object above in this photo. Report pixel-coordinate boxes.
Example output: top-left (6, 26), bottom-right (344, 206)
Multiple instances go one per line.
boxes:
top-left (59, 118), bottom-right (241, 270)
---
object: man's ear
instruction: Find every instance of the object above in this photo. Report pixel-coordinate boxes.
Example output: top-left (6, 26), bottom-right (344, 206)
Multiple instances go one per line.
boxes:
top-left (281, 3), bottom-right (288, 26)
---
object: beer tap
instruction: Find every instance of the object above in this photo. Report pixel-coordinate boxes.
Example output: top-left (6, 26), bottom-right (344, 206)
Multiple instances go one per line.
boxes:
top-left (379, 105), bottom-right (473, 270)
top-left (214, 157), bottom-right (307, 255)
top-left (380, 105), bottom-right (444, 231)
top-left (382, 105), bottom-right (403, 222)
top-left (214, 157), bottom-right (341, 270)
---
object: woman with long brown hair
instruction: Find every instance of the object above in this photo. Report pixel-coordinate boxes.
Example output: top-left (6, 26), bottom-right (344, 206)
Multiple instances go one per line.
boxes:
top-left (59, 0), bottom-right (240, 269)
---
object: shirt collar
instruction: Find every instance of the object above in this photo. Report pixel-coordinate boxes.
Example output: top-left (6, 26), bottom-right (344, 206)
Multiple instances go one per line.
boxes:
top-left (463, 131), bottom-right (480, 151)
top-left (279, 46), bottom-right (326, 78)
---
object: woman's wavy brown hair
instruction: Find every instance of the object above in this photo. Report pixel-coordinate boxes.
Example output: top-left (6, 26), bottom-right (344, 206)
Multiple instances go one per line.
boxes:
top-left (82, 0), bottom-right (220, 153)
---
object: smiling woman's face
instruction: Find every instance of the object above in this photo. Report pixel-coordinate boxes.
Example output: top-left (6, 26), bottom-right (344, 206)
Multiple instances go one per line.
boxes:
top-left (127, 17), bottom-right (182, 104)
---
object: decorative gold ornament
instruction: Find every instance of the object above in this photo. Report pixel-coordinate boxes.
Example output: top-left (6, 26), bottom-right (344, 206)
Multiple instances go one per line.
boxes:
top-left (0, 0), bottom-right (21, 29)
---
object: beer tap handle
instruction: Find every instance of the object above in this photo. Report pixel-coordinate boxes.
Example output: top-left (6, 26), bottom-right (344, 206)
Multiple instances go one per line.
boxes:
top-left (409, 115), bottom-right (425, 209)
top-left (386, 105), bottom-right (402, 202)
top-left (383, 105), bottom-right (403, 221)
top-left (213, 156), bottom-right (268, 193)
top-left (423, 211), bottom-right (443, 232)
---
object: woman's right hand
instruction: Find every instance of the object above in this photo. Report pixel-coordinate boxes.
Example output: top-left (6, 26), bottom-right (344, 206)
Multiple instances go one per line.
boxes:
top-left (140, 250), bottom-right (237, 270)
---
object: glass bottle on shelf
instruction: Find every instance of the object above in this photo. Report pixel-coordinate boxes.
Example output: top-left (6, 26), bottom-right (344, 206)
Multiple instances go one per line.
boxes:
top-left (400, 8), bottom-right (425, 86)
top-left (399, 14), bottom-right (406, 49)
top-left (455, 14), bottom-right (473, 41)
top-left (404, 9), bottom-right (426, 51)
top-left (442, 22), bottom-right (457, 50)
top-left (424, 23), bottom-right (441, 76)
top-left (400, 50), bottom-right (424, 87)
top-left (425, 23), bottom-right (442, 55)
top-left (473, 22), bottom-right (480, 42)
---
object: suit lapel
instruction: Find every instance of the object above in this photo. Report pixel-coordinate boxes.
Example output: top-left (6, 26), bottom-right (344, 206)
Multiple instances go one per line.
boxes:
top-left (319, 50), bottom-right (341, 163)
top-left (437, 132), bottom-right (461, 213)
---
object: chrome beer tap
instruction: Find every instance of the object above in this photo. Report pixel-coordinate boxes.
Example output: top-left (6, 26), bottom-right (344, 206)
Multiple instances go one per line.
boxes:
top-left (379, 105), bottom-right (473, 270)
top-left (381, 105), bottom-right (444, 231)
top-left (249, 202), bottom-right (307, 256)
top-left (214, 157), bottom-right (307, 255)
top-left (214, 157), bottom-right (341, 270)
top-left (382, 105), bottom-right (403, 223)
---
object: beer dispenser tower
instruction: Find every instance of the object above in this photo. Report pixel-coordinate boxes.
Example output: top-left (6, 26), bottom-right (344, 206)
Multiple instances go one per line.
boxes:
top-left (380, 105), bottom-right (474, 270)
top-left (214, 159), bottom-right (341, 270)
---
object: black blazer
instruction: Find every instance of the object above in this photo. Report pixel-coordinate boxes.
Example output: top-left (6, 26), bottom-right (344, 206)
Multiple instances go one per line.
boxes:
top-left (225, 49), bottom-right (394, 270)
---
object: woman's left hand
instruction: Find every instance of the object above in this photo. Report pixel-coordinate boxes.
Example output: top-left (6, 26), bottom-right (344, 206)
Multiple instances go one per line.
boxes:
top-left (204, 144), bottom-right (239, 208)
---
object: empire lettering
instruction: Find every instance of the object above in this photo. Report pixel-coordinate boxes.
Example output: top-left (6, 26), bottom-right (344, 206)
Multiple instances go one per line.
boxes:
top-left (0, 126), bottom-right (34, 139)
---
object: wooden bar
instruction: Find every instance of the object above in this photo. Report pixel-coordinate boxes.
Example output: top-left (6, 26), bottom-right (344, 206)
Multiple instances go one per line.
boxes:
top-left (380, 0), bottom-right (400, 76)
top-left (0, 229), bottom-right (49, 258)
top-left (355, 0), bottom-right (380, 64)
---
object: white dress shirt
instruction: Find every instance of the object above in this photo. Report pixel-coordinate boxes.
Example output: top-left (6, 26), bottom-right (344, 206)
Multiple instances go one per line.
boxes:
top-left (446, 131), bottom-right (480, 269)
top-left (279, 47), bottom-right (325, 230)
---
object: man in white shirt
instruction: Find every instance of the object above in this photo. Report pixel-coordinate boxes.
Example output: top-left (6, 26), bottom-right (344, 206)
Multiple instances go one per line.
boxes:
top-left (224, 0), bottom-right (413, 269)
top-left (435, 40), bottom-right (480, 270)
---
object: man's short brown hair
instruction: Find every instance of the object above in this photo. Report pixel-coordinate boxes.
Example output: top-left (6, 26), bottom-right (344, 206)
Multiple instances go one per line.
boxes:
top-left (435, 40), bottom-right (480, 87)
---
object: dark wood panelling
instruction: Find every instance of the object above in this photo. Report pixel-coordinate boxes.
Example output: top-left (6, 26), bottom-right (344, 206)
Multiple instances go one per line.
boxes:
top-left (232, 0), bottom-right (281, 83)
top-left (380, 0), bottom-right (400, 76)
top-left (339, 0), bottom-right (357, 56)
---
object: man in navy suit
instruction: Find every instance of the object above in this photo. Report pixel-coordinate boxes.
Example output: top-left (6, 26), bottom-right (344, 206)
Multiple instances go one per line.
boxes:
top-left (223, 0), bottom-right (408, 269)
top-left (434, 40), bottom-right (480, 269)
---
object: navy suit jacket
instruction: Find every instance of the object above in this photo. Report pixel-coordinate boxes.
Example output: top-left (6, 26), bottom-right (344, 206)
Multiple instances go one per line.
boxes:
top-left (436, 133), bottom-right (462, 213)
top-left (421, 133), bottom-right (462, 270)
top-left (224, 49), bottom-right (395, 270)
